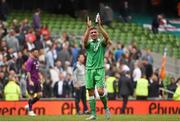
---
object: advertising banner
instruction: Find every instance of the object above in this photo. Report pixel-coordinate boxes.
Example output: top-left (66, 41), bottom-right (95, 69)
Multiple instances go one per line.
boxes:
top-left (0, 100), bottom-right (180, 115)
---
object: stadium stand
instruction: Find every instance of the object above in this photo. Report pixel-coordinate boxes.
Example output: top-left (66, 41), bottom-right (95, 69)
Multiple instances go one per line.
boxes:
top-left (8, 11), bottom-right (180, 58)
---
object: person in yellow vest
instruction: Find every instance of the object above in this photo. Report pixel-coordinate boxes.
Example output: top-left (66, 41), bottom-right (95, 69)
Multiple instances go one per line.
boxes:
top-left (173, 78), bottom-right (180, 100)
top-left (4, 73), bottom-right (21, 101)
top-left (106, 73), bottom-right (117, 100)
top-left (135, 75), bottom-right (149, 100)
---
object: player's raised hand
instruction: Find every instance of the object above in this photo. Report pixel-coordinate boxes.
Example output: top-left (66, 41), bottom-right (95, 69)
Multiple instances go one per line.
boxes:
top-left (87, 16), bottom-right (92, 28)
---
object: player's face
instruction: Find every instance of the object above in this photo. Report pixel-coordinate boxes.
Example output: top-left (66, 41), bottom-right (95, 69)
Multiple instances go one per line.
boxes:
top-left (32, 50), bottom-right (39, 58)
top-left (90, 29), bottom-right (98, 40)
top-left (79, 55), bottom-right (85, 64)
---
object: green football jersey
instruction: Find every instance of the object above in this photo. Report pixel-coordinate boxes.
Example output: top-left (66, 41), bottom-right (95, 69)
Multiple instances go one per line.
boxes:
top-left (85, 38), bottom-right (106, 69)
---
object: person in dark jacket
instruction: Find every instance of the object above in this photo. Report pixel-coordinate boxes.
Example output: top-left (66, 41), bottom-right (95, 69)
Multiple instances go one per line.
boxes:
top-left (148, 73), bottom-right (162, 99)
top-left (118, 71), bottom-right (133, 114)
top-left (151, 14), bottom-right (162, 34)
top-left (53, 72), bottom-right (65, 98)
top-left (32, 9), bottom-right (41, 30)
top-left (167, 77), bottom-right (177, 99)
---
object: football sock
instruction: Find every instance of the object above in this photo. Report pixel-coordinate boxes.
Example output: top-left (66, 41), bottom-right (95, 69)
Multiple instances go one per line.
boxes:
top-left (100, 93), bottom-right (108, 110)
top-left (28, 99), bottom-right (33, 111)
top-left (28, 97), bottom-right (40, 111)
top-left (89, 96), bottom-right (96, 116)
top-left (31, 97), bottom-right (40, 104)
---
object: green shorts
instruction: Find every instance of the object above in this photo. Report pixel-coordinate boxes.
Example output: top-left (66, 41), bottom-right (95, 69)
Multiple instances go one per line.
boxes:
top-left (85, 68), bottom-right (105, 89)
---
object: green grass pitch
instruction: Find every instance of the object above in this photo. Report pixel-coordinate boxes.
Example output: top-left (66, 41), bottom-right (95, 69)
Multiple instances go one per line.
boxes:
top-left (0, 115), bottom-right (180, 121)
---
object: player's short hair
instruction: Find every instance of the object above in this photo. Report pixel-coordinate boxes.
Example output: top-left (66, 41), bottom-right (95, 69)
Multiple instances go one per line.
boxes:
top-left (89, 27), bottom-right (97, 31)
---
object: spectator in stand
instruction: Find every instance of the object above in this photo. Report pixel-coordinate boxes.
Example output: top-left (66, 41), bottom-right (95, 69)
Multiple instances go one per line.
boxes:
top-left (32, 9), bottom-right (41, 30)
top-left (0, 40), bottom-right (7, 52)
top-left (16, 51), bottom-right (24, 74)
top-left (57, 43), bottom-right (72, 69)
top-left (3, 29), bottom-right (20, 52)
top-left (40, 24), bottom-right (50, 41)
top-left (68, 32), bottom-right (76, 46)
top-left (4, 71), bottom-right (21, 101)
top-left (105, 47), bottom-right (115, 65)
top-left (46, 57), bottom-right (60, 88)
top-left (42, 76), bottom-right (52, 98)
top-left (0, 21), bottom-right (7, 38)
top-left (148, 73), bottom-right (161, 99)
top-left (34, 31), bottom-right (44, 50)
top-left (73, 54), bottom-right (89, 114)
top-left (25, 28), bottom-right (37, 51)
top-left (53, 72), bottom-right (66, 98)
top-left (106, 72), bottom-right (117, 100)
top-left (71, 43), bottom-right (80, 66)
top-left (132, 60), bottom-right (142, 88)
top-left (58, 31), bottom-right (69, 43)
top-left (167, 77), bottom-right (177, 99)
top-left (7, 53), bottom-right (17, 72)
top-left (0, 51), bottom-right (4, 65)
top-left (12, 19), bottom-right (20, 32)
top-left (45, 45), bottom-right (56, 70)
top-left (173, 78), bottom-right (180, 100)
top-left (64, 73), bottom-right (73, 98)
top-left (118, 0), bottom-right (131, 22)
top-left (0, 66), bottom-right (6, 99)
top-left (0, 70), bottom-right (8, 87)
top-left (0, 77), bottom-right (3, 99)
top-left (0, 0), bottom-right (9, 21)
top-left (129, 44), bottom-right (142, 61)
top-left (141, 51), bottom-right (153, 81)
top-left (54, 60), bottom-right (64, 73)
top-left (142, 49), bottom-right (153, 65)
top-left (120, 59), bottom-right (130, 73)
top-left (151, 14), bottom-right (162, 34)
top-left (99, 3), bottom-right (113, 28)
top-left (25, 28), bottom-right (36, 43)
top-left (135, 74), bottom-right (149, 100)
top-left (114, 43), bottom-right (125, 62)
top-left (21, 48), bottom-right (29, 62)
top-left (20, 18), bottom-right (31, 34)
top-left (104, 57), bottom-right (111, 75)
top-left (6, 48), bottom-right (15, 60)
top-left (19, 68), bottom-right (27, 98)
top-left (118, 71), bottom-right (133, 114)
top-left (49, 66), bottom-right (60, 89)
top-left (15, 25), bottom-right (25, 51)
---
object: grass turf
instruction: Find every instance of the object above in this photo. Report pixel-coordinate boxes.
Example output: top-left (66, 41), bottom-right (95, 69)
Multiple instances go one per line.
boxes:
top-left (0, 115), bottom-right (180, 121)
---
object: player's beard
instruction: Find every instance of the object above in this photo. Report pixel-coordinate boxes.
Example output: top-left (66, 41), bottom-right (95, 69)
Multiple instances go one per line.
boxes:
top-left (92, 37), bottom-right (98, 41)
top-left (91, 35), bottom-right (98, 40)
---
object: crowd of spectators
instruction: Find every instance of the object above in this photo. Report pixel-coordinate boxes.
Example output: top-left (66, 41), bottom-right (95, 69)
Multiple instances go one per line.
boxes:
top-left (0, 10), bottom-right (179, 101)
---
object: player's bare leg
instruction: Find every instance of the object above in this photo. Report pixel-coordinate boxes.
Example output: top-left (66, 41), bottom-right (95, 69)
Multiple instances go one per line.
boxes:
top-left (97, 87), bottom-right (110, 120)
